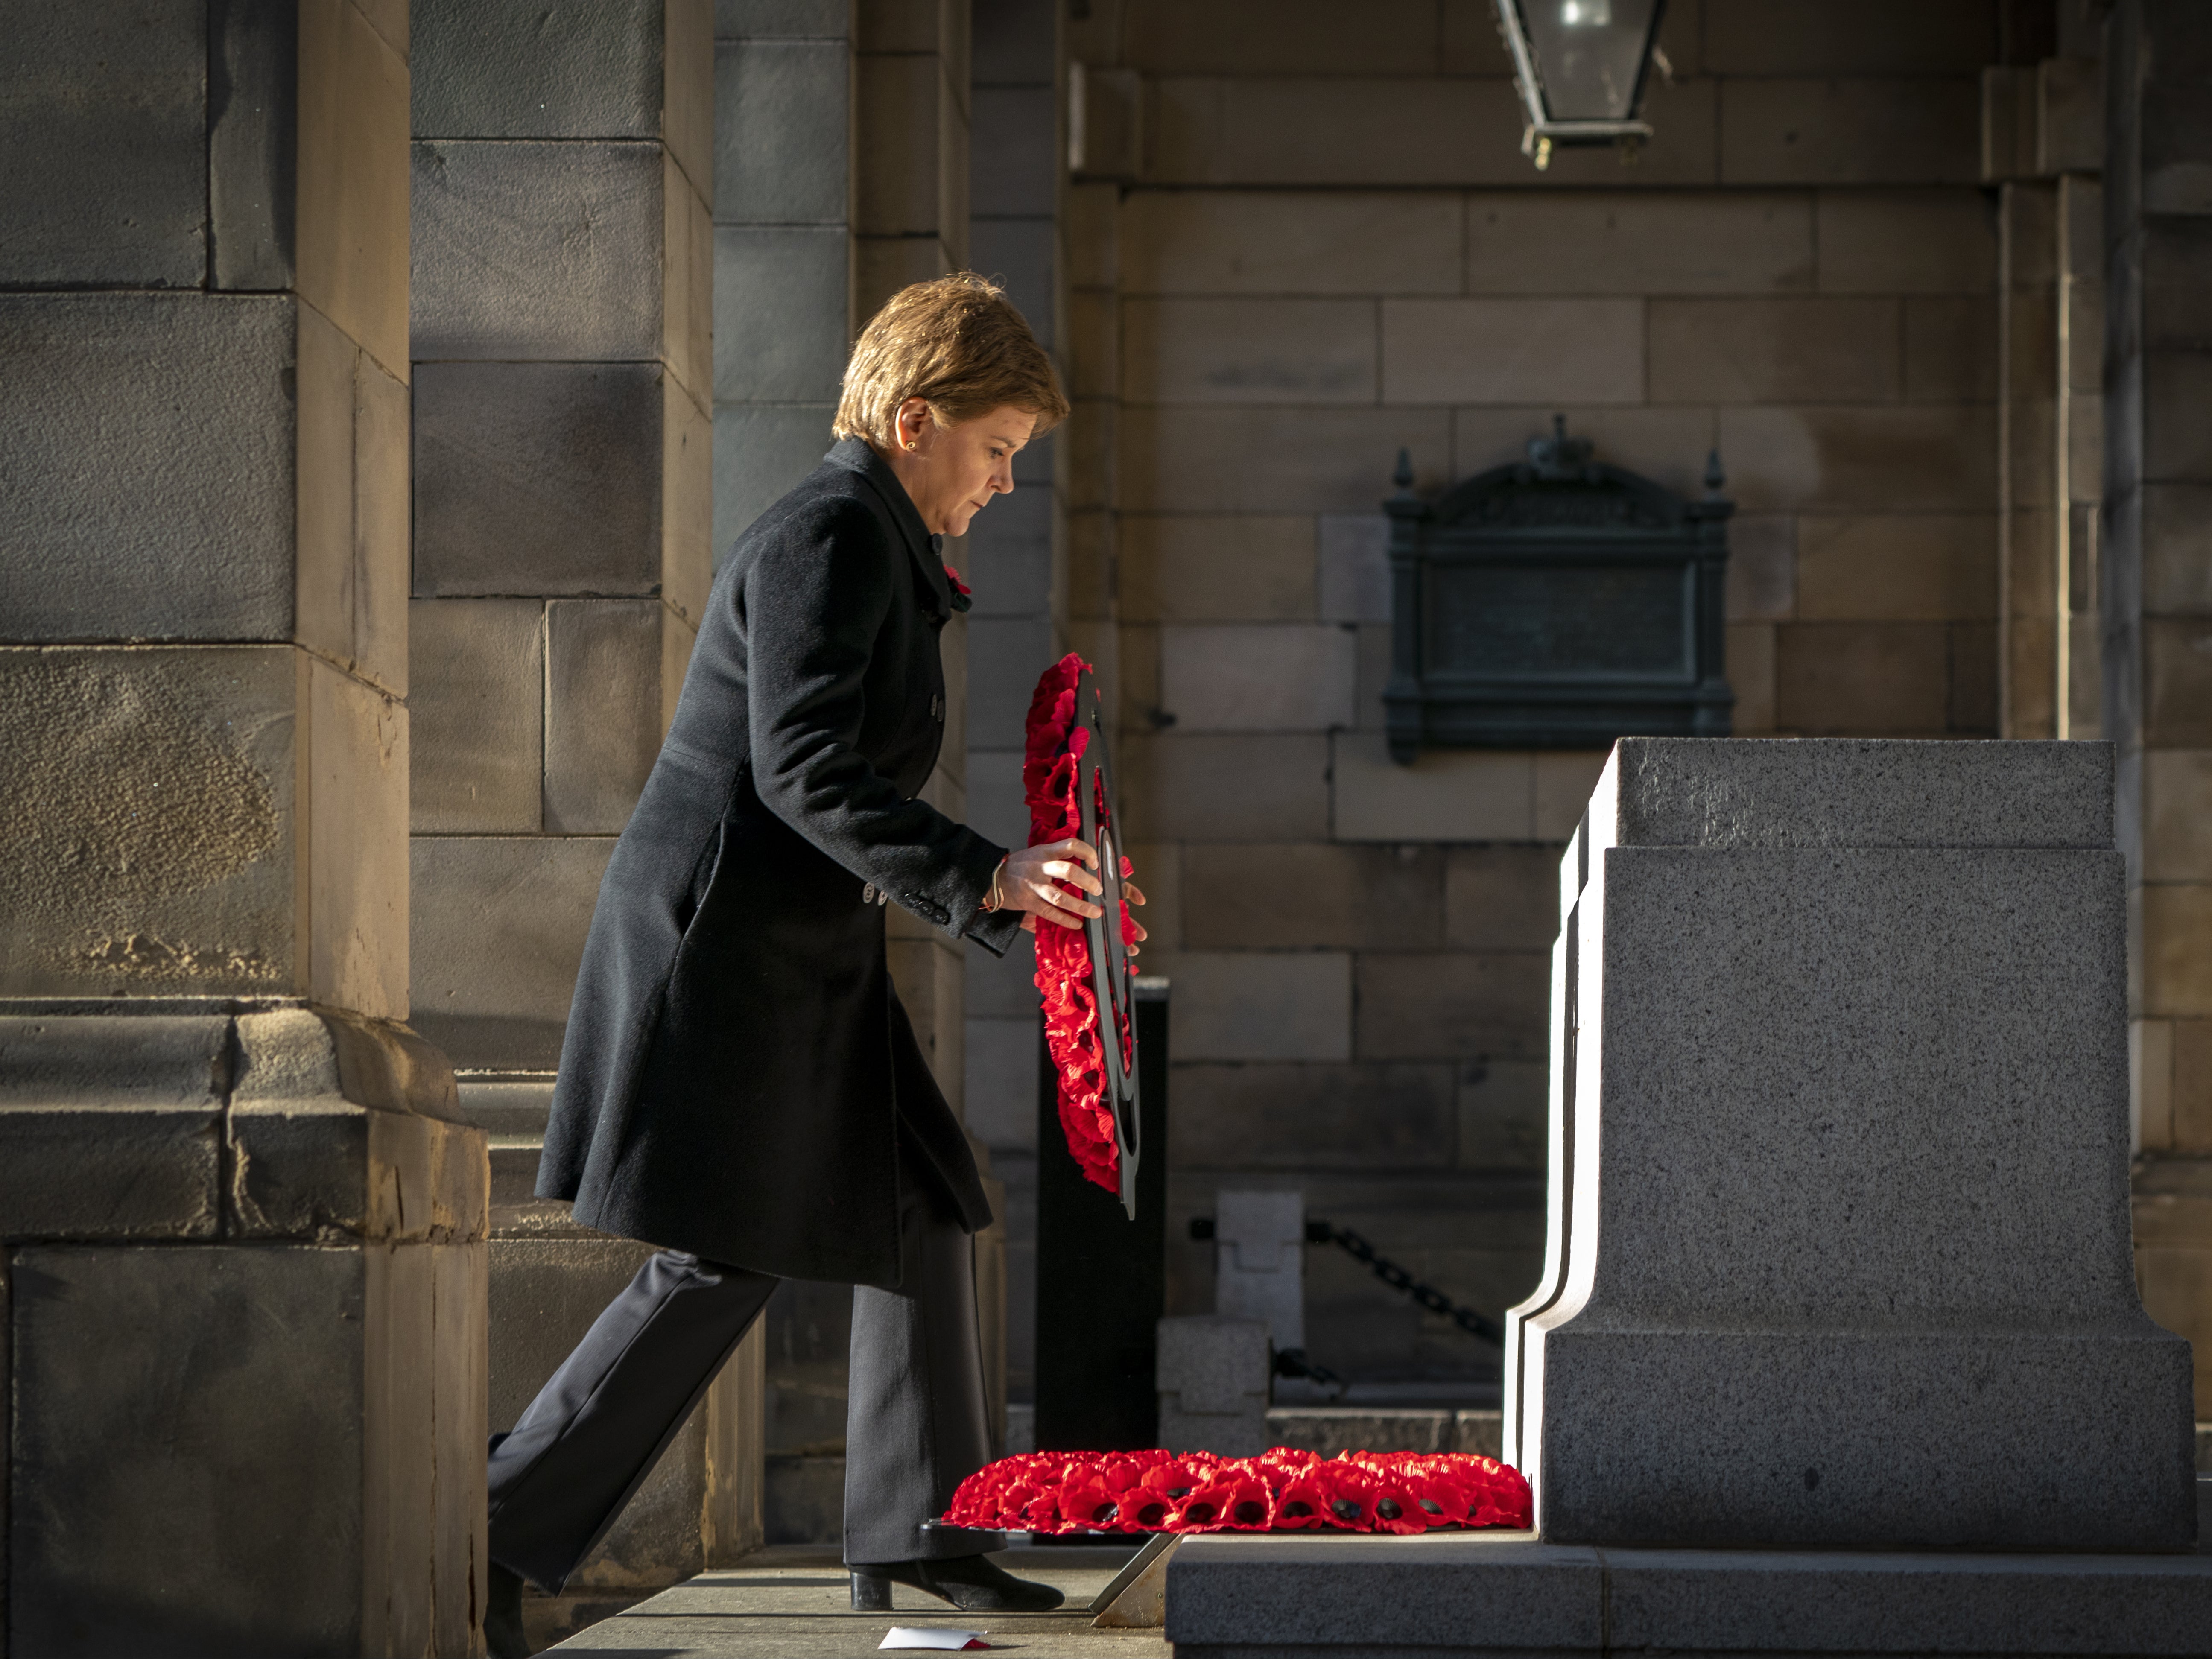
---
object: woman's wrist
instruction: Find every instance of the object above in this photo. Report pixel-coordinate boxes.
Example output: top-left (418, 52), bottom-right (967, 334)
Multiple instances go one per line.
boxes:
top-left (982, 854), bottom-right (1008, 912)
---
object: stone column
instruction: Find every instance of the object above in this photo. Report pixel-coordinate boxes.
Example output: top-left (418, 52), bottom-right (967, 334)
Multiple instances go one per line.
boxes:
top-left (853, 0), bottom-right (1017, 1478)
top-left (711, 0), bottom-right (859, 1543)
top-left (1505, 739), bottom-right (2194, 1548)
top-left (2059, 164), bottom-right (2107, 738)
top-left (1998, 174), bottom-right (2061, 736)
top-left (2104, 0), bottom-right (2212, 1418)
top-left (962, 0), bottom-right (1071, 1437)
top-left (405, 0), bottom-right (745, 1626)
top-left (714, 0), bottom-right (851, 549)
top-left (0, 3), bottom-right (487, 1652)
top-left (853, 0), bottom-right (972, 318)
top-left (851, 0), bottom-right (1014, 1461)
top-left (1990, 22), bottom-right (2107, 743)
top-left (1062, 7), bottom-right (1125, 742)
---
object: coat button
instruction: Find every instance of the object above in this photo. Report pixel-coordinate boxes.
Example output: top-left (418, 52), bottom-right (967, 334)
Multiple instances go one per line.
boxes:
top-left (930, 693), bottom-right (944, 722)
top-left (861, 883), bottom-right (876, 905)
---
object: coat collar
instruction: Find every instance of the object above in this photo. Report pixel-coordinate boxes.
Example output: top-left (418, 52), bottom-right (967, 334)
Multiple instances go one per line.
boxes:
top-left (825, 436), bottom-right (954, 618)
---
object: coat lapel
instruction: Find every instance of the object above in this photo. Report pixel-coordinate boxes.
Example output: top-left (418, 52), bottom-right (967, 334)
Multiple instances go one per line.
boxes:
top-left (827, 437), bottom-right (955, 619)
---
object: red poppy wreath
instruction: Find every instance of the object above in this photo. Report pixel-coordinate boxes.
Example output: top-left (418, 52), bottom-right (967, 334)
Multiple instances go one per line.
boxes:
top-left (943, 1448), bottom-right (1532, 1535)
top-left (1024, 653), bottom-right (1140, 1195)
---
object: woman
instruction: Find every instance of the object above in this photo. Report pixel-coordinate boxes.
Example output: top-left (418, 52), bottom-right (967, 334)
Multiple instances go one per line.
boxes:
top-left (481, 275), bottom-right (1139, 1655)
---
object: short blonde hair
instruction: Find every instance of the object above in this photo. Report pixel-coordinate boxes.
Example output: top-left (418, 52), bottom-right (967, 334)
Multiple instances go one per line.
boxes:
top-left (834, 273), bottom-right (1069, 447)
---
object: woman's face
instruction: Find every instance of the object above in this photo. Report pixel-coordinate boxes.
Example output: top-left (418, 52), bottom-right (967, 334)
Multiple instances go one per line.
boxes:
top-left (887, 398), bottom-right (1036, 537)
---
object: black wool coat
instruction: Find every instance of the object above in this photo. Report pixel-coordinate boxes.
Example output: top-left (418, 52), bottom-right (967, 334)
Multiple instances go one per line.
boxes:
top-left (537, 437), bottom-right (1026, 1289)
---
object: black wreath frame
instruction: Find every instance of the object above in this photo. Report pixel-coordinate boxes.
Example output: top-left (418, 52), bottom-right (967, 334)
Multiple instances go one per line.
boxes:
top-left (1070, 669), bottom-right (1142, 1220)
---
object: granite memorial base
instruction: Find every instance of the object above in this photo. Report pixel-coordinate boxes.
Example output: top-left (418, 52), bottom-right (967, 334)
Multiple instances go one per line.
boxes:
top-left (1168, 741), bottom-right (2203, 1656)
top-left (1166, 1486), bottom-right (2212, 1658)
top-left (1509, 739), bottom-right (2192, 1551)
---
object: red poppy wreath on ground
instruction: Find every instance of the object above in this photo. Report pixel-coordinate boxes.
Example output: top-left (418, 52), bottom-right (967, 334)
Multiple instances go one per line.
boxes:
top-left (1024, 653), bottom-right (1140, 1195)
top-left (943, 1448), bottom-right (1532, 1535)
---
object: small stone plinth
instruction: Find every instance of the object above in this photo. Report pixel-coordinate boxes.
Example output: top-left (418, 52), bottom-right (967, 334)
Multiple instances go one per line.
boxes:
top-left (1159, 1315), bottom-right (1271, 1457)
top-left (1165, 1511), bottom-right (2212, 1658)
top-left (1508, 739), bottom-right (2195, 1551)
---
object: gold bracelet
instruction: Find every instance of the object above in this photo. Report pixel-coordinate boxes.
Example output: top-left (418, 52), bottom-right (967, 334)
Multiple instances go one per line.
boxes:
top-left (984, 857), bottom-right (1007, 912)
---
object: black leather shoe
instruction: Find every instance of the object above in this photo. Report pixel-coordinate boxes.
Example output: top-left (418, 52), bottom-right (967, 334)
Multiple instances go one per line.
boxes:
top-left (485, 1561), bottom-right (532, 1658)
top-left (850, 1554), bottom-right (1066, 1612)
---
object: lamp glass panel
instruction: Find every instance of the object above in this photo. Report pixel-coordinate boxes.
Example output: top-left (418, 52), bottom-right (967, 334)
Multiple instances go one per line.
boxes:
top-left (1519, 0), bottom-right (1660, 122)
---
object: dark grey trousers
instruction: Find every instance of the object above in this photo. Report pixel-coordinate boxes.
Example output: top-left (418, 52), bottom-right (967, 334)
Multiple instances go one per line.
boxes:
top-left (486, 1167), bottom-right (993, 1590)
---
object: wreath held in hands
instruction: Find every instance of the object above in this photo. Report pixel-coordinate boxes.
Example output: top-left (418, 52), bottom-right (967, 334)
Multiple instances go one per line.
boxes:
top-left (1023, 653), bottom-right (1140, 1195)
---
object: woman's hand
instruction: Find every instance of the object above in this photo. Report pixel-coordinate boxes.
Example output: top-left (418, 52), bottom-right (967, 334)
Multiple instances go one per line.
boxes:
top-left (999, 838), bottom-right (1101, 929)
top-left (999, 839), bottom-right (1149, 955)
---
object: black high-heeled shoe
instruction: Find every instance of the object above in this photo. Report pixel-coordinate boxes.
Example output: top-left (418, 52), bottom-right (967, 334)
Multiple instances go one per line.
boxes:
top-left (849, 1554), bottom-right (1067, 1612)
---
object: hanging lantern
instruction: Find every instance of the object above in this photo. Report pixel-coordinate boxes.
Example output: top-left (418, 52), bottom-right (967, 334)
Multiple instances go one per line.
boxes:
top-left (1493, 0), bottom-right (1669, 170)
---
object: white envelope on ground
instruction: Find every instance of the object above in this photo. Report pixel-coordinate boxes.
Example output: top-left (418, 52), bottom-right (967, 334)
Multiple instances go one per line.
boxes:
top-left (878, 1627), bottom-right (988, 1651)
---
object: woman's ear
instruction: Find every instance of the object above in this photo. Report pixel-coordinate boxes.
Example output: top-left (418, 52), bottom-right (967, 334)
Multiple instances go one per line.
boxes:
top-left (896, 397), bottom-right (930, 453)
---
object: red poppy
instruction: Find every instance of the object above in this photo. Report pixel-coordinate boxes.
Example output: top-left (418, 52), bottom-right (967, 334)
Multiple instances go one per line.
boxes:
top-left (1366, 1476), bottom-right (1429, 1535)
top-left (1219, 1475), bottom-right (1274, 1530)
top-left (1056, 1473), bottom-right (1123, 1531)
top-left (1017, 1486), bottom-right (1063, 1532)
top-left (1139, 1457), bottom-right (1212, 1495)
top-left (1097, 1456), bottom-right (1147, 1495)
top-left (945, 1465), bottom-right (1008, 1527)
top-left (1315, 1463), bottom-right (1382, 1531)
top-left (1474, 1474), bottom-right (1534, 1530)
top-left (990, 1481), bottom-right (1042, 1528)
top-left (1120, 1489), bottom-right (1175, 1530)
top-left (1402, 1471), bottom-right (1476, 1529)
top-left (1170, 1475), bottom-right (1246, 1532)
top-left (1268, 1475), bottom-right (1334, 1529)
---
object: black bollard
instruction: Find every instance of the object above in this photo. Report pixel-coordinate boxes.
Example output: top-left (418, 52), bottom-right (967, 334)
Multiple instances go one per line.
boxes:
top-left (1034, 978), bottom-right (1169, 1457)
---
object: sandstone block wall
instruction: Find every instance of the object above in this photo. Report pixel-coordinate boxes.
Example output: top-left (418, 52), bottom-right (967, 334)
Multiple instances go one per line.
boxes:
top-left (1, 4), bottom-right (491, 1648)
top-left (1030, 0), bottom-right (2022, 1393)
top-left (713, 0), bottom-right (851, 546)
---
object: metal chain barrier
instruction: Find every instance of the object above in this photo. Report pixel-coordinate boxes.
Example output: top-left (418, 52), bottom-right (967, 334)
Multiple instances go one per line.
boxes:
top-left (1303, 1220), bottom-right (1506, 1347)
top-left (1188, 1215), bottom-right (1507, 1357)
top-left (1270, 1346), bottom-right (1345, 1397)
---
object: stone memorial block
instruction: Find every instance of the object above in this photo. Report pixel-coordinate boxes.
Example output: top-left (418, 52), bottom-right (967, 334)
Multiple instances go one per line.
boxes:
top-left (1158, 1315), bottom-right (1270, 1459)
top-left (1213, 1188), bottom-right (1306, 1355)
top-left (1506, 738), bottom-right (2197, 1551)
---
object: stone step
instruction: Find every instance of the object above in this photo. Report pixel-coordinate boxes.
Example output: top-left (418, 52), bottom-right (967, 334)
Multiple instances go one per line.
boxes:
top-left (1265, 1407), bottom-right (1501, 1459)
top-left (763, 1453), bottom-right (845, 1547)
top-left (1166, 1483), bottom-right (2212, 1658)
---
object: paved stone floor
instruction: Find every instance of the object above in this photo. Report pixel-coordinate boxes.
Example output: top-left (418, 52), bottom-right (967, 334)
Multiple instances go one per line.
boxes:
top-left (547, 1545), bottom-right (1172, 1658)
